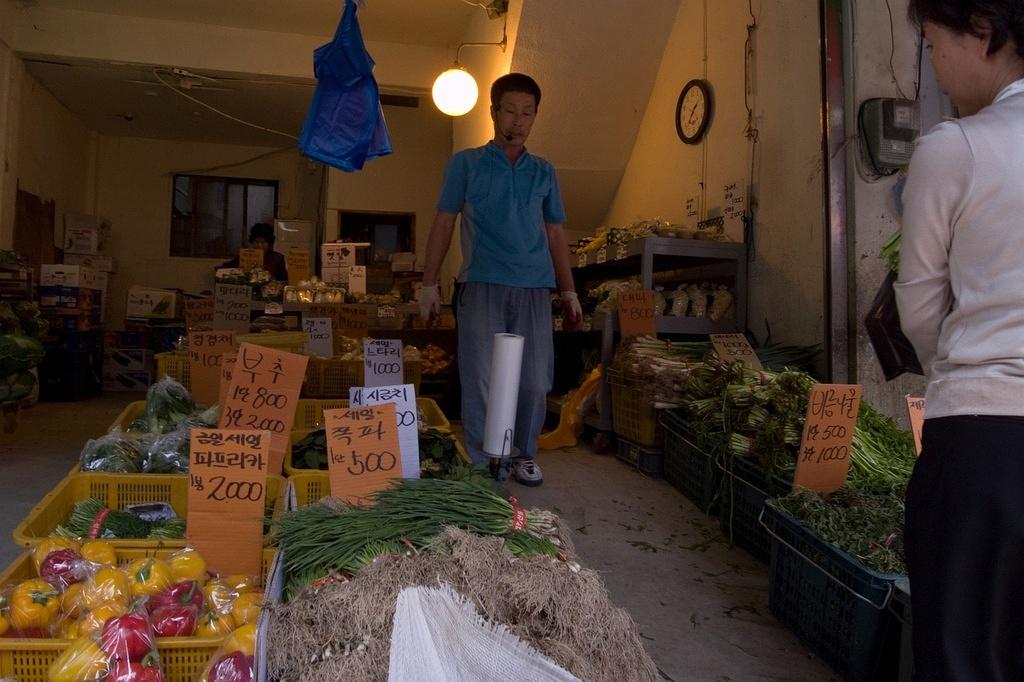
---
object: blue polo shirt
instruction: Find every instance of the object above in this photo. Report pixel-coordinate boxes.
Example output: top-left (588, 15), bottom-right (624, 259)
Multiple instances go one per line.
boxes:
top-left (437, 142), bottom-right (566, 289)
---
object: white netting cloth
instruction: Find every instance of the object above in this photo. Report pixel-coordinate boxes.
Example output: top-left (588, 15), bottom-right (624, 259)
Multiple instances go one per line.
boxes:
top-left (388, 582), bottom-right (580, 682)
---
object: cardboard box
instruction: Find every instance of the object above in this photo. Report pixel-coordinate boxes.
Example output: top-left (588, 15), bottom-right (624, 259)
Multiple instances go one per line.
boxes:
top-left (126, 286), bottom-right (181, 319)
top-left (103, 370), bottom-right (152, 392)
top-left (391, 252), bottom-right (415, 272)
top-left (321, 266), bottom-right (347, 285)
top-left (39, 285), bottom-right (102, 311)
top-left (63, 214), bottom-right (110, 255)
top-left (40, 264), bottom-right (100, 290)
top-left (321, 243), bottom-right (357, 268)
top-left (42, 311), bottom-right (102, 332)
top-left (63, 253), bottom-right (115, 272)
top-left (104, 348), bottom-right (153, 372)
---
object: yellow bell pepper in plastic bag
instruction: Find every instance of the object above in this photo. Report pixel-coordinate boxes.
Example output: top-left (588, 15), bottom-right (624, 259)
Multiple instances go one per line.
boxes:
top-left (10, 579), bottom-right (60, 630)
top-left (81, 567), bottom-right (131, 611)
top-left (127, 558), bottom-right (172, 598)
top-left (231, 592), bottom-right (262, 627)
top-left (47, 635), bottom-right (109, 682)
top-left (168, 547), bottom-right (208, 584)
top-left (222, 623), bottom-right (257, 657)
top-left (79, 540), bottom-right (117, 567)
top-left (196, 611), bottom-right (235, 638)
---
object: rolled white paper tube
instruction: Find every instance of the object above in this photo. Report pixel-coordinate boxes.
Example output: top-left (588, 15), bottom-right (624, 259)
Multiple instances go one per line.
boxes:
top-left (482, 333), bottom-right (525, 457)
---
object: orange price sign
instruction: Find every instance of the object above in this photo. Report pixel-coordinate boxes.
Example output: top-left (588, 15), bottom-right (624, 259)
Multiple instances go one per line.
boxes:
top-left (219, 343), bottom-right (309, 475)
top-left (618, 290), bottom-right (657, 337)
top-left (188, 331), bottom-right (235, 406)
top-left (239, 248), bottom-right (263, 272)
top-left (187, 429), bottom-right (270, 577)
top-left (340, 305), bottom-right (370, 337)
top-left (185, 298), bottom-right (214, 331)
top-left (710, 333), bottom-right (763, 370)
top-left (793, 384), bottom-right (862, 494)
top-left (218, 352), bottom-right (237, 410)
top-left (286, 249), bottom-right (311, 285)
top-left (323, 404), bottom-right (402, 505)
top-left (906, 396), bottom-right (925, 457)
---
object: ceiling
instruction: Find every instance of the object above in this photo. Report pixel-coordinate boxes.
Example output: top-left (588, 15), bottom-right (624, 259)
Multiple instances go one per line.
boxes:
top-left (22, 58), bottom-right (323, 147)
top-left (24, 0), bottom-right (479, 47)
top-left (16, 0), bottom-right (476, 147)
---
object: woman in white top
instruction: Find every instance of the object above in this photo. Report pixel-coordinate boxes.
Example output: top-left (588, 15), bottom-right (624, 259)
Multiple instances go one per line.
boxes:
top-left (897, 1), bottom-right (1024, 679)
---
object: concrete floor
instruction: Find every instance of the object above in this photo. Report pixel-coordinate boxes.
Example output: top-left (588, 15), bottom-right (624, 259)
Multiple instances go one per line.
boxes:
top-left (0, 396), bottom-right (835, 681)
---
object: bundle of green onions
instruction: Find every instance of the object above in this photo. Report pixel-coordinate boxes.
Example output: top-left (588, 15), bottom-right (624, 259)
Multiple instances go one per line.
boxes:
top-left (276, 478), bottom-right (562, 597)
top-left (55, 498), bottom-right (186, 539)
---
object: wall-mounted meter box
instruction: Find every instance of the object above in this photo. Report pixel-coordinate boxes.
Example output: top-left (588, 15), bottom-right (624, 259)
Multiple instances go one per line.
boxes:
top-left (860, 98), bottom-right (920, 171)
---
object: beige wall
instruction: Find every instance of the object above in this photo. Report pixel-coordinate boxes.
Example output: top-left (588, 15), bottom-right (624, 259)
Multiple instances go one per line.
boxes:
top-left (94, 137), bottom-right (320, 328)
top-left (324, 101), bottom-right (453, 284)
top-left (603, 0), bottom-right (826, 349)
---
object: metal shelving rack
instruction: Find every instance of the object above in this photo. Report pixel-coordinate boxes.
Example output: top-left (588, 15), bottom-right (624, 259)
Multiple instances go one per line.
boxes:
top-left (569, 236), bottom-right (748, 433)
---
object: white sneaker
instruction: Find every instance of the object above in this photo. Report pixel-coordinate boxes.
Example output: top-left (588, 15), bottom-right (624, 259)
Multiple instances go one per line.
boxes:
top-left (513, 460), bottom-right (543, 487)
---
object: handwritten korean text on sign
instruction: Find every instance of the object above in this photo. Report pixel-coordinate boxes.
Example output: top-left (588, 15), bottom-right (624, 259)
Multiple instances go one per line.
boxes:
top-left (303, 317), bottom-right (334, 358)
top-left (214, 284), bottom-right (252, 334)
top-left (323, 404), bottom-right (402, 504)
top-left (350, 384), bottom-right (420, 478)
top-left (188, 331), bottom-right (235, 406)
top-left (364, 339), bottom-right (403, 387)
top-left (219, 343), bottom-right (309, 475)
top-left (618, 290), bottom-right (657, 337)
top-left (218, 352), bottom-right (237, 411)
top-left (187, 428), bottom-right (270, 577)
top-left (286, 249), bottom-right (310, 285)
top-left (906, 396), bottom-right (925, 457)
top-left (185, 298), bottom-right (214, 330)
top-left (239, 248), bottom-right (263, 272)
top-left (794, 384), bottom-right (863, 494)
top-left (340, 305), bottom-right (370, 337)
top-left (710, 333), bottom-right (763, 370)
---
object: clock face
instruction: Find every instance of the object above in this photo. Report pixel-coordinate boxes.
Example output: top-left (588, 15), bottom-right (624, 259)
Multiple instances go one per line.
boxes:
top-left (675, 80), bottom-right (712, 144)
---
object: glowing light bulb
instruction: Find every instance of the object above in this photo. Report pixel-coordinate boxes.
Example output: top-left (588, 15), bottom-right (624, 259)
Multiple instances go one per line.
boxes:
top-left (432, 67), bottom-right (479, 116)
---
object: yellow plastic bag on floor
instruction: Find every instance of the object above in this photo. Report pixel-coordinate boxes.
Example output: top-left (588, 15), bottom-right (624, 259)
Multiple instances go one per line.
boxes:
top-left (538, 368), bottom-right (601, 450)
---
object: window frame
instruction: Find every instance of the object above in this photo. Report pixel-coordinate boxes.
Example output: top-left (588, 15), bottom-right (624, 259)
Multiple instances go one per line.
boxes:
top-left (337, 210), bottom-right (416, 267)
top-left (170, 174), bottom-right (279, 259)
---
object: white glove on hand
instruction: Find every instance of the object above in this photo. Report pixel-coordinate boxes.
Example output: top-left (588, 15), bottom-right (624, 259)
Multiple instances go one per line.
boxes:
top-left (419, 284), bottom-right (441, 319)
top-left (561, 291), bottom-right (582, 326)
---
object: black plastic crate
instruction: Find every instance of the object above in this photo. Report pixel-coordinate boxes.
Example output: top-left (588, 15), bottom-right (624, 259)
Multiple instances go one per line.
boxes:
top-left (762, 499), bottom-right (902, 681)
top-left (718, 454), bottom-right (792, 562)
top-left (661, 409), bottom-right (722, 515)
top-left (615, 437), bottom-right (663, 477)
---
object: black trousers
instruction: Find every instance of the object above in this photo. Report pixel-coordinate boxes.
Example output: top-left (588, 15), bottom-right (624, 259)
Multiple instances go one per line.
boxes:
top-left (905, 415), bottom-right (1024, 681)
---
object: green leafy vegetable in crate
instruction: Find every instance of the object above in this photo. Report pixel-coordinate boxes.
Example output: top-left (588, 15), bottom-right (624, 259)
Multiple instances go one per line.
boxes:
top-left (0, 334), bottom-right (44, 376)
top-left (775, 487), bottom-right (906, 575)
top-left (0, 370), bottom-right (36, 402)
top-left (80, 430), bottom-right (145, 473)
top-left (143, 429), bottom-right (191, 474)
top-left (142, 377), bottom-right (196, 434)
top-left (55, 499), bottom-right (186, 540)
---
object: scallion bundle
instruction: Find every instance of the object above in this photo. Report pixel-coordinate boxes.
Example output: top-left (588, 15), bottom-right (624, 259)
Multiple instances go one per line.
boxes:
top-left (56, 498), bottom-right (186, 540)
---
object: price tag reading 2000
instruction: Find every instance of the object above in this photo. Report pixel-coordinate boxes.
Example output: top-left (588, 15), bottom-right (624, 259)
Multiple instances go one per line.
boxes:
top-left (187, 428), bottom-right (270, 577)
top-left (793, 384), bottom-right (862, 494)
top-left (220, 342), bottom-right (309, 475)
top-left (323, 403), bottom-right (402, 505)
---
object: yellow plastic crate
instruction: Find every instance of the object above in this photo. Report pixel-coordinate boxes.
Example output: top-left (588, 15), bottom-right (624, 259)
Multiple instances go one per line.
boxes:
top-left (155, 351), bottom-right (191, 392)
top-left (287, 439), bottom-right (471, 500)
top-left (0, 547), bottom-right (276, 682)
top-left (303, 358), bottom-right (423, 398)
top-left (12, 473), bottom-right (286, 549)
top-left (235, 331), bottom-right (307, 354)
top-left (291, 397), bottom-right (450, 432)
top-left (607, 369), bottom-right (662, 447)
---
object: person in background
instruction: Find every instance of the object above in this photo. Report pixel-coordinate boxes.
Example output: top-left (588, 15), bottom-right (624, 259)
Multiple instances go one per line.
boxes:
top-left (896, 1), bottom-right (1024, 678)
top-left (418, 73), bottom-right (582, 487)
top-left (222, 222), bottom-right (288, 282)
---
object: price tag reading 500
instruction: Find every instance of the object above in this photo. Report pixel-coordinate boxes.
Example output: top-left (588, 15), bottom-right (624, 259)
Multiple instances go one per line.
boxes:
top-left (794, 384), bottom-right (862, 494)
top-left (323, 403), bottom-right (402, 505)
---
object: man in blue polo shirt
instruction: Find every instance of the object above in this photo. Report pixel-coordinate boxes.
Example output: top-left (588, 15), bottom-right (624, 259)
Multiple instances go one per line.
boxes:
top-left (419, 73), bottom-right (581, 486)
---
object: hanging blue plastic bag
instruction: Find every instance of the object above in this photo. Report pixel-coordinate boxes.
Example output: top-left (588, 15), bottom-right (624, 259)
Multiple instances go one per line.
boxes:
top-left (299, 0), bottom-right (392, 171)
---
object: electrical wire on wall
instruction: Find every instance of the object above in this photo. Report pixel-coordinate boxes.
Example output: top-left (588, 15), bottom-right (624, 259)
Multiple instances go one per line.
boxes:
top-left (743, 0), bottom-right (760, 261)
top-left (699, 0), bottom-right (709, 220)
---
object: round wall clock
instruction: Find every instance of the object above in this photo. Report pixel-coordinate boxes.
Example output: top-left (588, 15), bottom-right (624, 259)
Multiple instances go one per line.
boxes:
top-left (675, 79), bottom-right (712, 144)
